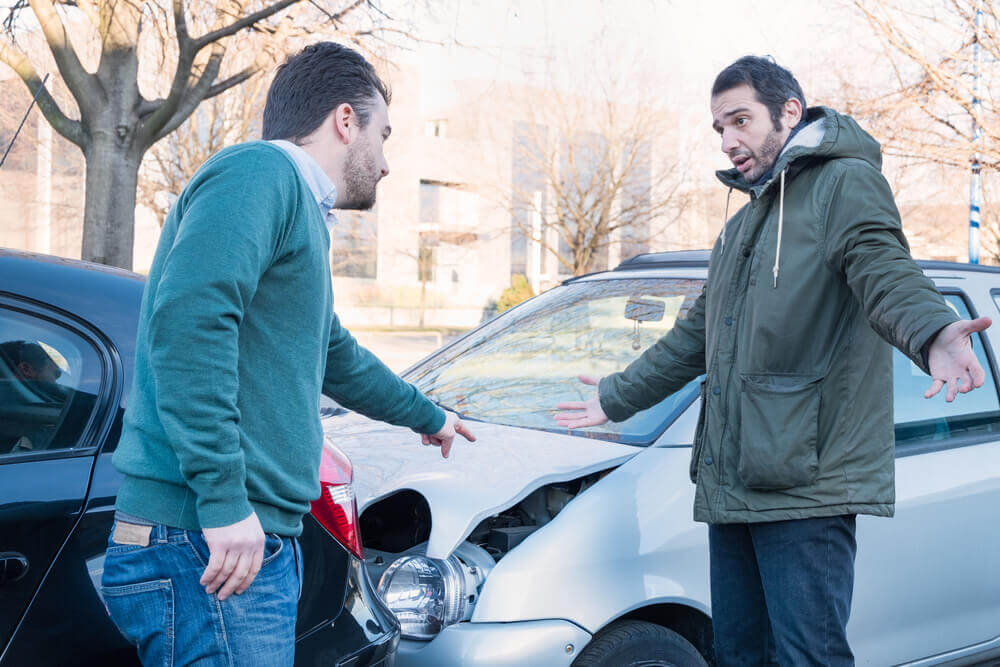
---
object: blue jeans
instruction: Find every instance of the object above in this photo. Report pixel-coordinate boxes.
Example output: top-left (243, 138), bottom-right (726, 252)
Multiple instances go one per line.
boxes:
top-left (709, 515), bottom-right (857, 667)
top-left (101, 522), bottom-right (302, 666)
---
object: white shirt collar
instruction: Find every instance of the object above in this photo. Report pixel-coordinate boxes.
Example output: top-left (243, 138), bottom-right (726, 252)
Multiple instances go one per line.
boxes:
top-left (268, 140), bottom-right (338, 227)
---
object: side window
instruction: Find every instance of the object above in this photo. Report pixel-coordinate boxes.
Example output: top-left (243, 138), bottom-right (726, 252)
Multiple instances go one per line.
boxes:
top-left (0, 307), bottom-right (103, 458)
top-left (894, 293), bottom-right (1000, 446)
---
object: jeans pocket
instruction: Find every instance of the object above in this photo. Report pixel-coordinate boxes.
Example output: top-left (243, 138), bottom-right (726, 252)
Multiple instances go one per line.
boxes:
top-left (261, 533), bottom-right (284, 567)
top-left (102, 579), bottom-right (174, 666)
top-left (738, 374), bottom-right (822, 490)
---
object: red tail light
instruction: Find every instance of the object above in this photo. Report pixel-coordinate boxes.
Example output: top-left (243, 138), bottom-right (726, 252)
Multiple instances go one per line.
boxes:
top-left (310, 442), bottom-right (364, 559)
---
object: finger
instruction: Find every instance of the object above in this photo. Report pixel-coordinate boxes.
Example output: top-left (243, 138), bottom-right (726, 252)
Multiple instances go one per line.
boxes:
top-left (555, 410), bottom-right (592, 421)
top-left (958, 371), bottom-right (974, 393)
top-left (924, 378), bottom-right (945, 399)
top-left (946, 377), bottom-right (958, 403)
top-left (200, 548), bottom-right (226, 588)
top-left (218, 552), bottom-right (253, 601)
top-left (962, 316), bottom-right (992, 335)
top-left (556, 402), bottom-right (587, 411)
top-left (455, 421), bottom-right (476, 442)
top-left (971, 360), bottom-right (987, 388)
top-left (421, 433), bottom-right (430, 445)
top-left (206, 549), bottom-right (240, 594)
top-left (578, 375), bottom-right (599, 386)
top-left (236, 546), bottom-right (264, 595)
top-left (440, 436), bottom-right (452, 458)
top-left (555, 416), bottom-right (598, 428)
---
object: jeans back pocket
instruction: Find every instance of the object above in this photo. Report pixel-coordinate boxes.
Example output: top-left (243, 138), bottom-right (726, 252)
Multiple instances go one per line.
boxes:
top-left (738, 373), bottom-right (822, 490)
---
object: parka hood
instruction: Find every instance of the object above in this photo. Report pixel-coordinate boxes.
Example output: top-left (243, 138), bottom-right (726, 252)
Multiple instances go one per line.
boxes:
top-left (716, 106), bottom-right (883, 195)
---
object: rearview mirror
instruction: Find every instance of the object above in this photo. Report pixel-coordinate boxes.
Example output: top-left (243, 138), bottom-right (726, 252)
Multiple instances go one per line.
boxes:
top-left (625, 297), bottom-right (665, 323)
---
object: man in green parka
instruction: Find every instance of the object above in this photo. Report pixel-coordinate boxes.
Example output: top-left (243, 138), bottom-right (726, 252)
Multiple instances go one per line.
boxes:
top-left (555, 56), bottom-right (992, 665)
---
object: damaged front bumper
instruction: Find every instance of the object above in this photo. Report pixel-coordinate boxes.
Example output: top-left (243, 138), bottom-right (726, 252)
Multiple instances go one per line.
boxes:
top-left (395, 619), bottom-right (592, 667)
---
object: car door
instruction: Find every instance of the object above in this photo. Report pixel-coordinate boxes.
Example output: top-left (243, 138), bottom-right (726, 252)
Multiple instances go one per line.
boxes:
top-left (0, 296), bottom-right (115, 662)
top-left (850, 291), bottom-right (1000, 665)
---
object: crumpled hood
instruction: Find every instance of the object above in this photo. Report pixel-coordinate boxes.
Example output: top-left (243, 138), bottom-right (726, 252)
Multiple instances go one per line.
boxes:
top-left (716, 106), bottom-right (883, 194)
top-left (323, 413), bottom-right (640, 559)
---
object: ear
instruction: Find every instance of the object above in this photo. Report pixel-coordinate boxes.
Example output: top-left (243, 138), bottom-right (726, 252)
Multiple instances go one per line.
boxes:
top-left (332, 102), bottom-right (356, 144)
top-left (783, 98), bottom-right (803, 128)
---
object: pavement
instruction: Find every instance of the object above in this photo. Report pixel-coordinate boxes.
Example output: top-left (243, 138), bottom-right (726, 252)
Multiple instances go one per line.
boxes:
top-left (352, 330), bottom-right (460, 373)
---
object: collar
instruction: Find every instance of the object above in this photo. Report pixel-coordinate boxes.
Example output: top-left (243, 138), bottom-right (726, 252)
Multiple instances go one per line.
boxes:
top-left (268, 140), bottom-right (338, 226)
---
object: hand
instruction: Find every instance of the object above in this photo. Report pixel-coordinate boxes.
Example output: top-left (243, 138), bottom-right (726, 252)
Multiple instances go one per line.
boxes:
top-left (200, 512), bottom-right (265, 601)
top-left (422, 411), bottom-right (476, 458)
top-left (554, 375), bottom-right (609, 429)
top-left (926, 317), bottom-right (992, 402)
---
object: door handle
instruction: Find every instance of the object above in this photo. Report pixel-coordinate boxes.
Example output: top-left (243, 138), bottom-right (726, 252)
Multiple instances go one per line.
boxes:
top-left (0, 552), bottom-right (29, 586)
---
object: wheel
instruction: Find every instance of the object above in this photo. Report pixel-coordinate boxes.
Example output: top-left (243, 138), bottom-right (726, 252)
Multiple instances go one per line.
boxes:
top-left (572, 620), bottom-right (708, 667)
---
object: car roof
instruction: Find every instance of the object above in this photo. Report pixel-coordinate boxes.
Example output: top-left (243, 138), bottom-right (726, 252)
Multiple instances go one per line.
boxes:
top-left (565, 250), bottom-right (1000, 284)
top-left (0, 248), bottom-right (145, 349)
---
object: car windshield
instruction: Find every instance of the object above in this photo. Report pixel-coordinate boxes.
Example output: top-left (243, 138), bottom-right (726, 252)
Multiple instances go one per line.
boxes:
top-left (406, 277), bottom-right (705, 445)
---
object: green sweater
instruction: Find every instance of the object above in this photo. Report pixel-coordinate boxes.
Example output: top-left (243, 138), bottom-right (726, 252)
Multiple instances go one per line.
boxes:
top-left (114, 142), bottom-right (445, 536)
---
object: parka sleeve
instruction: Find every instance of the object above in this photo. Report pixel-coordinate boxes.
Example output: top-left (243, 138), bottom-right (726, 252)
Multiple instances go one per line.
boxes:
top-left (822, 161), bottom-right (957, 373)
top-left (598, 286), bottom-right (707, 422)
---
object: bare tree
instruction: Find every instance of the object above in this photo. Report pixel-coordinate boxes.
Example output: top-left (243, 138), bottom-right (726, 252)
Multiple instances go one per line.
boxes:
top-left (845, 0), bottom-right (1000, 260)
top-left (0, 0), bottom-right (413, 269)
top-left (501, 88), bottom-right (691, 277)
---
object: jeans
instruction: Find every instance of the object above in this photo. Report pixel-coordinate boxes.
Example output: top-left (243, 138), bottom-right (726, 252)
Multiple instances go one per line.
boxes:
top-left (101, 522), bottom-right (303, 666)
top-left (709, 515), bottom-right (857, 667)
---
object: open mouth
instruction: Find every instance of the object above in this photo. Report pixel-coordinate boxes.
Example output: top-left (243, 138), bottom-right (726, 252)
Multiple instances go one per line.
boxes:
top-left (732, 154), bottom-right (753, 173)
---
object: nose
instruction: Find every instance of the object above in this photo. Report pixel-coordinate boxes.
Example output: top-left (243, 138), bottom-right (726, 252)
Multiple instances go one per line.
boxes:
top-left (380, 157), bottom-right (389, 179)
top-left (721, 128), bottom-right (740, 154)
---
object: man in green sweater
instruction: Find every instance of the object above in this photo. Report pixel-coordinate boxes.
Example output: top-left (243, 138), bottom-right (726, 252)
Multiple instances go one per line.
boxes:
top-left (101, 43), bottom-right (474, 665)
top-left (556, 56), bottom-right (990, 665)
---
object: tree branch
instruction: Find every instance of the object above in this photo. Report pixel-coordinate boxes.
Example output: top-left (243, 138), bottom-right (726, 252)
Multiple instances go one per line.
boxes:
top-left (0, 37), bottom-right (84, 146)
top-left (192, 0), bottom-right (301, 51)
top-left (26, 0), bottom-right (99, 106)
top-left (149, 63), bottom-right (255, 145)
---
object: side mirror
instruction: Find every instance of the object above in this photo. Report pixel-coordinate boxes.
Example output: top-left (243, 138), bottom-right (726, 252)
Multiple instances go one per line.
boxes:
top-left (625, 297), bottom-right (665, 323)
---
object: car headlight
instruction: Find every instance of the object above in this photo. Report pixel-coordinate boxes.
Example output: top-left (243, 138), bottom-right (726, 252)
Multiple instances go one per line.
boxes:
top-left (377, 555), bottom-right (471, 639)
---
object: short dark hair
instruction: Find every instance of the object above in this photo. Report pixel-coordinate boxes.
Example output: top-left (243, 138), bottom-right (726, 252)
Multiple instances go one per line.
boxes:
top-left (711, 56), bottom-right (806, 130)
top-left (262, 42), bottom-right (391, 142)
top-left (0, 340), bottom-right (52, 369)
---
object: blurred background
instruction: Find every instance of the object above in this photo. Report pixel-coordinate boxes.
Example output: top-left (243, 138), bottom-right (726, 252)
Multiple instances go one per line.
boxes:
top-left (2, 0), bottom-right (995, 367)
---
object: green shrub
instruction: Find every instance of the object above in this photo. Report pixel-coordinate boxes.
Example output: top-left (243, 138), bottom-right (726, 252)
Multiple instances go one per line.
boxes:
top-left (497, 275), bottom-right (535, 313)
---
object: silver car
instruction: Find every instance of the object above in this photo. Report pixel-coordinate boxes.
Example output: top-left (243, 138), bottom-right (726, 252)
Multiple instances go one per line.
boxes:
top-left (324, 250), bottom-right (1000, 666)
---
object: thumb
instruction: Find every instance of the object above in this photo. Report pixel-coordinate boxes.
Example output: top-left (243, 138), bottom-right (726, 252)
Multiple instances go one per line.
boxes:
top-left (963, 316), bottom-right (992, 335)
top-left (578, 374), bottom-right (600, 386)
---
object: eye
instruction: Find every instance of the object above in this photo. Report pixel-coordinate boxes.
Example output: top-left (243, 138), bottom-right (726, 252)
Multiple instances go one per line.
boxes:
top-left (736, 117), bottom-right (749, 127)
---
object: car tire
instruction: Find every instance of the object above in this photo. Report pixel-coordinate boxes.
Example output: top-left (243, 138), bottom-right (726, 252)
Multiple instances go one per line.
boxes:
top-left (572, 620), bottom-right (708, 667)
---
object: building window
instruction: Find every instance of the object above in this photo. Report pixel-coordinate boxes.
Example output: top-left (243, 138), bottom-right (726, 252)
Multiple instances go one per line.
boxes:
top-left (418, 232), bottom-right (437, 283)
top-left (424, 119), bottom-right (448, 138)
top-left (331, 212), bottom-right (378, 279)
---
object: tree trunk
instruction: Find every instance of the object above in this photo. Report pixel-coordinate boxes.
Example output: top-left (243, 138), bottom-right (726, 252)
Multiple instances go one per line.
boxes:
top-left (81, 135), bottom-right (140, 270)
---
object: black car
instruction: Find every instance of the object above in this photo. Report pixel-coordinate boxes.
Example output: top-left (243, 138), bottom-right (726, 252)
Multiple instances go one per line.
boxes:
top-left (0, 248), bottom-right (399, 666)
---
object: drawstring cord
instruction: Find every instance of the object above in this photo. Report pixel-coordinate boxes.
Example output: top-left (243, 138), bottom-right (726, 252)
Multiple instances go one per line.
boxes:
top-left (772, 169), bottom-right (786, 288)
top-left (721, 187), bottom-right (733, 250)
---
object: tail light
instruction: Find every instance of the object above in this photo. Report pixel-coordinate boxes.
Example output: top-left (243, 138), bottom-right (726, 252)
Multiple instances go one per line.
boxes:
top-left (310, 441), bottom-right (364, 559)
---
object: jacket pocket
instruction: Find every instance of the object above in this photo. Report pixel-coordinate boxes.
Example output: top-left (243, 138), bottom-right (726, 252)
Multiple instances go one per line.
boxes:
top-left (689, 382), bottom-right (707, 483)
top-left (738, 374), bottom-right (822, 490)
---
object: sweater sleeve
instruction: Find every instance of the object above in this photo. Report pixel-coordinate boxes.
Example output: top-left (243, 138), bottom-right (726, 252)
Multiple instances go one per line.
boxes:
top-left (147, 151), bottom-right (293, 529)
top-left (598, 286), bottom-right (708, 422)
top-left (322, 312), bottom-right (446, 434)
top-left (822, 161), bottom-right (957, 373)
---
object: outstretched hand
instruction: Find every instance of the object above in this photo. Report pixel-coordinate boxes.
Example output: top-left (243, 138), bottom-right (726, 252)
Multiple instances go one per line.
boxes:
top-left (422, 411), bottom-right (476, 458)
top-left (925, 317), bottom-right (992, 402)
top-left (554, 375), bottom-right (609, 429)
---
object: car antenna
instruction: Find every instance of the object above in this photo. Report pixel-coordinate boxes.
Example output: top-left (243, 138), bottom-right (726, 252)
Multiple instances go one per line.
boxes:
top-left (0, 72), bottom-right (50, 172)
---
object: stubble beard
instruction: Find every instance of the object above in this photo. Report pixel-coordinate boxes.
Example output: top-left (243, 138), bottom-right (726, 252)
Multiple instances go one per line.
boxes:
top-left (338, 140), bottom-right (379, 211)
top-left (743, 128), bottom-right (784, 183)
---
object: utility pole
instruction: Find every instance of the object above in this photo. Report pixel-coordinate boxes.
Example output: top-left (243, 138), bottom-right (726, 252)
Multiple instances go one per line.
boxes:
top-left (970, 0), bottom-right (983, 264)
